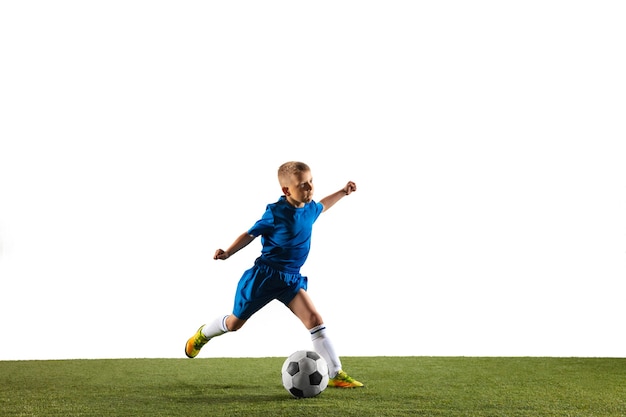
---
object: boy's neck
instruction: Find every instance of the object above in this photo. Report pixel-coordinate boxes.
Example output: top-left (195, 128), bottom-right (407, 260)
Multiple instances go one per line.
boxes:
top-left (284, 195), bottom-right (305, 208)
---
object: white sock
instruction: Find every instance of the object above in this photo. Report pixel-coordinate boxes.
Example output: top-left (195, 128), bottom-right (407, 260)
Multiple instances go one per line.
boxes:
top-left (201, 315), bottom-right (229, 339)
top-left (310, 324), bottom-right (342, 378)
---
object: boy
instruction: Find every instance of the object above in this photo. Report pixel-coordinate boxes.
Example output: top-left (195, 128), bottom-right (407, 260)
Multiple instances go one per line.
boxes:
top-left (185, 161), bottom-right (363, 388)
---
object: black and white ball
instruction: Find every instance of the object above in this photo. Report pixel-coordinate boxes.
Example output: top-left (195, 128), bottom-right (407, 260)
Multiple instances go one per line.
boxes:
top-left (281, 350), bottom-right (329, 398)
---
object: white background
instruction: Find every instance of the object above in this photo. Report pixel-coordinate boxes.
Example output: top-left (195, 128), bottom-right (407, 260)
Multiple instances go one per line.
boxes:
top-left (1, 1), bottom-right (625, 360)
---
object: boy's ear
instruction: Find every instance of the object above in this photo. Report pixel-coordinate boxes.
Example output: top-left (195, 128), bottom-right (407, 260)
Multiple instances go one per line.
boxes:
top-left (281, 186), bottom-right (290, 196)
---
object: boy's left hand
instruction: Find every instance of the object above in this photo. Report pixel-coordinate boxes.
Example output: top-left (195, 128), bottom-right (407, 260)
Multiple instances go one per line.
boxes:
top-left (344, 181), bottom-right (357, 195)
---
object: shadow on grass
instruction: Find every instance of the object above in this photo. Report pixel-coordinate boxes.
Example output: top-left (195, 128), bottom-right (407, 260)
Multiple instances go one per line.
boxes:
top-left (162, 382), bottom-right (295, 405)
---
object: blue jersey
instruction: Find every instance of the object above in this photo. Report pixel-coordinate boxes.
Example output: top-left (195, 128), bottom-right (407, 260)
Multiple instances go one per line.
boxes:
top-left (247, 196), bottom-right (323, 271)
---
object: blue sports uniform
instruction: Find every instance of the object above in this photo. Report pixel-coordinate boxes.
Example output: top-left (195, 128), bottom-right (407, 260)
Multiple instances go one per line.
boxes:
top-left (232, 196), bottom-right (324, 320)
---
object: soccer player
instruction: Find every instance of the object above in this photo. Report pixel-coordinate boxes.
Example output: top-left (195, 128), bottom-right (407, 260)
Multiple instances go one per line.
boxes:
top-left (185, 161), bottom-right (363, 388)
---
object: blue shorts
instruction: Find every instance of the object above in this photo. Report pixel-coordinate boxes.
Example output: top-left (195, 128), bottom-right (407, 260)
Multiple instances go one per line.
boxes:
top-left (232, 258), bottom-right (308, 320)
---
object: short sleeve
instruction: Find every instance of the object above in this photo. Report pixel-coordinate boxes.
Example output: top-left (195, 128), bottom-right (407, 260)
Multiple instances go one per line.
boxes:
top-left (247, 205), bottom-right (275, 237)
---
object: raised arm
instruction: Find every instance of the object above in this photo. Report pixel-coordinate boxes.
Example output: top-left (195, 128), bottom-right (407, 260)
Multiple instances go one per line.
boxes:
top-left (214, 232), bottom-right (257, 260)
top-left (319, 181), bottom-right (357, 213)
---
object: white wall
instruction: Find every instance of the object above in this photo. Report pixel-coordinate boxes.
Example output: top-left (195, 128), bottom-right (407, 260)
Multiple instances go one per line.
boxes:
top-left (1, 1), bottom-right (625, 360)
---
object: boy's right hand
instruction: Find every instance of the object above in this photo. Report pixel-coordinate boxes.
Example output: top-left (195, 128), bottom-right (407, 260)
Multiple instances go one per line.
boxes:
top-left (214, 249), bottom-right (229, 260)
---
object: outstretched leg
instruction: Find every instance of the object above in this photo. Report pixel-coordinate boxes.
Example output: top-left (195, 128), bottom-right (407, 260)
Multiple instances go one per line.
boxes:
top-left (287, 289), bottom-right (362, 387)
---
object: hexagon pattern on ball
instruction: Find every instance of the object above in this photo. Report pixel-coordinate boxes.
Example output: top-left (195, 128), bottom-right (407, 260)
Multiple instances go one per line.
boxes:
top-left (281, 350), bottom-right (329, 398)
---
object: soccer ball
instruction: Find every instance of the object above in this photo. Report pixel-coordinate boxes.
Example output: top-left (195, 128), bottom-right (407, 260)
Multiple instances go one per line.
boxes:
top-left (281, 350), bottom-right (329, 398)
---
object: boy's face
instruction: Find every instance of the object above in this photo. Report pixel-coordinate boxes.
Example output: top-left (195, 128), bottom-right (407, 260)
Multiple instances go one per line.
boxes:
top-left (282, 170), bottom-right (314, 208)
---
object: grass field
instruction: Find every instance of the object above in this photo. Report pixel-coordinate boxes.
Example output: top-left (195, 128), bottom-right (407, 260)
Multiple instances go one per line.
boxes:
top-left (1, 357), bottom-right (625, 416)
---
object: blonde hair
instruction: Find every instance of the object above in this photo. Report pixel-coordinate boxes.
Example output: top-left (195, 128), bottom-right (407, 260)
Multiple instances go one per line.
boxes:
top-left (278, 161), bottom-right (310, 186)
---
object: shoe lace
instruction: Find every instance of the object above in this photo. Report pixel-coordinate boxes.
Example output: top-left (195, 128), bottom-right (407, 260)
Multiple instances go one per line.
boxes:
top-left (335, 371), bottom-right (354, 382)
top-left (193, 333), bottom-right (208, 349)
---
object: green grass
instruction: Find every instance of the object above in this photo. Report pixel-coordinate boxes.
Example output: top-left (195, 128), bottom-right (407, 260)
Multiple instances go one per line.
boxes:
top-left (1, 357), bottom-right (625, 416)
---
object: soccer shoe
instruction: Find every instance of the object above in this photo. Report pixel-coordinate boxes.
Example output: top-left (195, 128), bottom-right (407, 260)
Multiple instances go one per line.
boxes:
top-left (185, 325), bottom-right (209, 358)
top-left (328, 370), bottom-right (364, 388)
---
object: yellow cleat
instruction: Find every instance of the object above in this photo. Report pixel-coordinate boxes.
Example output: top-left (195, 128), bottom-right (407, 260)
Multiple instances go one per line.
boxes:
top-left (185, 325), bottom-right (209, 358)
top-left (328, 370), bottom-right (364, 388)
